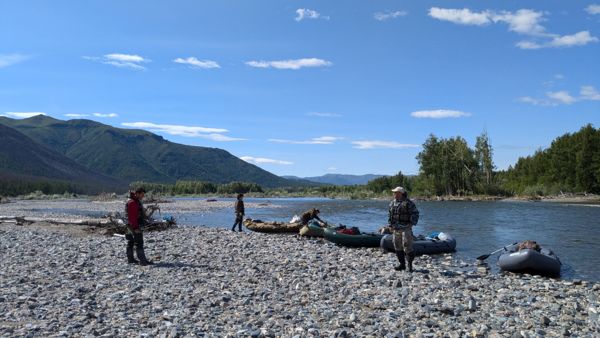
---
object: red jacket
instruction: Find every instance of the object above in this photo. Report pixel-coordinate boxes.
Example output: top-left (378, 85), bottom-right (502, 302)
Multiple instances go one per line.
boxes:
top-left (126, 194), bottom-right (144, 230)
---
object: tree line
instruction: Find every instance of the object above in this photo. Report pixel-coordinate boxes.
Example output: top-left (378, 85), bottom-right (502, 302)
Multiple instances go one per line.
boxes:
top-left (129, 181), bottom-right (264, 195)
top-left (3, 124), bottom-right (598, 198)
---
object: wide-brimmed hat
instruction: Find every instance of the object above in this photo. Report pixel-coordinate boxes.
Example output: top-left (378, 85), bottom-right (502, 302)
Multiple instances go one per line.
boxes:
top-left (391, 186), bottom-right (405, 193)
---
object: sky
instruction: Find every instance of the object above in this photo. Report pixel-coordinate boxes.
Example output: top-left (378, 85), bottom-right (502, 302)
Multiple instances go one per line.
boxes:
top-left (1, 1), bottom-right (599, 177)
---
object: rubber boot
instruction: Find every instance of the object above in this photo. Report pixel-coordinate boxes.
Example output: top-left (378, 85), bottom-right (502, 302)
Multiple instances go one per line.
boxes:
top-left (394, 251), bottom-right (406, 271)
top-left (136, 247), bottom-right (154, 266)
top-left (127, 246), bottom-right (139, 264)
top-left (407, 252), bottom-right (415, 273)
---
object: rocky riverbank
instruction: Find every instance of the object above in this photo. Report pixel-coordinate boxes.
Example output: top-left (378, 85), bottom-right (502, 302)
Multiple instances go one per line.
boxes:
top-left (0, 198), bottom-right (279, 221)
top-left (1, 223), bottom-right (599, 337)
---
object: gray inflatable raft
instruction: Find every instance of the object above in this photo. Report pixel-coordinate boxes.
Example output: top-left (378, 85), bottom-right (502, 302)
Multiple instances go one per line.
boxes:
top-left (380, 232), bottom-right (457, 255)
top-left (497, 248), bottom-right (561, 277)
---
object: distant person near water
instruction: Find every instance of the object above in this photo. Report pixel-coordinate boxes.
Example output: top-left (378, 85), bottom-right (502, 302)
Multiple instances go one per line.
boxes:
top-left (232, 193), bottom-right (245, 232)
top-left (388, 186), bottom-right (419, 272)
top-left (300, 208), bottom-right (324, 225)
top-left (125, 187), bottom-right (154, 266)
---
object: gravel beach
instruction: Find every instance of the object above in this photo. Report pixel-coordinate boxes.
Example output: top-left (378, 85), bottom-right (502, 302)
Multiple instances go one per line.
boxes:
top-left (1, 219), bottom-right (600, 337)
top-left (0, 198), bottom-right (278, 223)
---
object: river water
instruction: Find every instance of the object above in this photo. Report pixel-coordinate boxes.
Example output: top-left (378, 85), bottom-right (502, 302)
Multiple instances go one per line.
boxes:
top-left (177, 197), bottom-right (600, 281)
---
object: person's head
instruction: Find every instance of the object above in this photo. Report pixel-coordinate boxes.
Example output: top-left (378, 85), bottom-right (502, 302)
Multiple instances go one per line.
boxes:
top-left (134, 187), bottom-right (146, 200)
top-left (391, 186), bottom-right (406, 200)
top-left (312, 208), bottom-right (320, 215)
top-left (237, 193), bottom-right (244, 200)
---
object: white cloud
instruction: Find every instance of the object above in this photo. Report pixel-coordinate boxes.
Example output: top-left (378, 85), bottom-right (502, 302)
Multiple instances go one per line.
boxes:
top-left (240, 156), bottom-right (293, 165)
top-left (245, 58), bottom-right (332, 70)
top-left (580, 86), bottom-right (600, 100)
top-left (374, 10), bottom-right (407, 21)
top-left (268, 136), bottom-right (342, 145)
top-left (518, 96), bottom-right (550, 106)
top-left (0, 54), bottom-right (29, 68)
top-left (1, 112), bottom-right (46, 118)
top-left (430, 7), bottom-right (598, 49)
top-left (84, 53), bottom-right (149, 70)
top-left (202, 133), bottom-right (246, 142)
top-left (65, 114), bottom-right (90, 118)
top-left (411, 109), bottom-right (471, 119)
top-left (546, 91), bottom-right (577, 104)
top-left (428, 7), bottom-right (491, 26)
top-left (122, 122), bottom-right (244, 141)
top-left (520, 86), bottom-right (600, 105)
top-left (173, 57), bottom-right (220, 69)
top-left (351, 140), bottom-right (420, 150)
top-left (586, 4), bottom-right (600, 15)
top-left (548, 31), bottom-right (599, 48)
top-left (306, 112), bottom-right (342, 118)
top-left (93, 113), bottom-right (119, 118)
top-left (327, 166), bottom-right (338, 172)
top-left (295, 8), bottom-right (329, 21)
top-left (492, 9), bottom-right (547, 36)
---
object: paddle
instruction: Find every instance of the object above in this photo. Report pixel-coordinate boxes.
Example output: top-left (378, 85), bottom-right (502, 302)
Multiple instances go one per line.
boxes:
top-left (476, 242), bottom-right (518, 261)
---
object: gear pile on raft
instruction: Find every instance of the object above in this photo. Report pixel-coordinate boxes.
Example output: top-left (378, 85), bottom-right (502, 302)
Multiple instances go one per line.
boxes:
top-left (239, 187), bottom-right (563, 277)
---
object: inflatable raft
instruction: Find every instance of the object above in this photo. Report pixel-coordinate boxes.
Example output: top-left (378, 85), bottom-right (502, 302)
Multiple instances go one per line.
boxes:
top-left (497, 247), bottom-right (561, 277)
top-left (243, 219), bottom-right (302, 233)
top-left (380, 232), bottom-right (457, 255)
top-left (299, 221), bottom-right (327, 237)
top-left (323, 227), bottom-right (383, 247)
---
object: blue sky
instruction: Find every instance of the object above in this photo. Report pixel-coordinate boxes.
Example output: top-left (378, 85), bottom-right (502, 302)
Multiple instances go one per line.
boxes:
top-left (1, 1), bottom-right (599, 177)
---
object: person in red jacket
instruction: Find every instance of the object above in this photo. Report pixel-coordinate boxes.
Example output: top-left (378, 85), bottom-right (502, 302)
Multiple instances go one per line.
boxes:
top-left (125, 187), bottom-right (153, 265)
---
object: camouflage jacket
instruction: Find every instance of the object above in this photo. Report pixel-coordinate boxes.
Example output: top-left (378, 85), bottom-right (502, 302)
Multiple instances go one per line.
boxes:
top-left (388, 198), bottom-right (419, 228)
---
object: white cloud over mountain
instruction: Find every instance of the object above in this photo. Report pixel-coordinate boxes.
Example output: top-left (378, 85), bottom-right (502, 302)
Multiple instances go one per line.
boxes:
top-left (122, 122), bottom-right (245, 141)
top-left (240, 156), bottom-right (293, 165)
top-left (1, 112), bottom-right (46, 118)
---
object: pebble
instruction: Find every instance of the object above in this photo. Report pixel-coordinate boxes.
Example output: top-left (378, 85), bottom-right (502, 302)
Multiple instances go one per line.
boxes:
top-left (1, 201), bottom-right (599, 336)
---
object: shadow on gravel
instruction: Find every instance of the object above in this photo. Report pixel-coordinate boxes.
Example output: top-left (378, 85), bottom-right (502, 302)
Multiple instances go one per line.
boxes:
top-left (151, 262), bottom-right (203, 269)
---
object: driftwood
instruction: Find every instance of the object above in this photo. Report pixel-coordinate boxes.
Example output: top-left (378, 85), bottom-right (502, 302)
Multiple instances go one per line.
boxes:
top-left (0, 216), bottom-right (111, 226)
top-left (0, 203), bottom-right (176, 236)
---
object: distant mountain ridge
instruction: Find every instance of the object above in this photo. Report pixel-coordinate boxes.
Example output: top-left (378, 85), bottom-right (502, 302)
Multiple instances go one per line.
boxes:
top-left (284, 173), bottom-right (387, 186)
top-left (0, 115), bottom-right (313, 188)
top-left (0, 123), bottom-right (124, 193)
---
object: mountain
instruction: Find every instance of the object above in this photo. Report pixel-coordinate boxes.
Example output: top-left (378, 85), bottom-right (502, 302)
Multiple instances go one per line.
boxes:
top-left (0, 115), bottom-right (310, 188)
top-left (284, 173), bottom-right (387, 186)
top-left (0, 123), bottom-right (124, 193)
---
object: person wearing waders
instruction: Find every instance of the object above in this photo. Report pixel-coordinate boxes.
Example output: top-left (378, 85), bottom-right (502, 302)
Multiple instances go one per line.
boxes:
top-left (232, 193), bottom-right (245, 232)
top-left (125, 187), bottom-right (153, 265)
top-left (388, 186), bottom-right (419, 272)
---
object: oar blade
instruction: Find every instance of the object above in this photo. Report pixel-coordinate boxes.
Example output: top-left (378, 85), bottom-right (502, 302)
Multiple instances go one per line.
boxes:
top-left (476, 253), bottom-right (490, 261)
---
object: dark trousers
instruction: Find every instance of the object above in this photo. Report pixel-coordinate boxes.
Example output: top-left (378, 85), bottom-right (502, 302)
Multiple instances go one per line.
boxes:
top-left (232, 214), bottom-right (243, 231)
top-left (126, 232), bottom-right (149, 262)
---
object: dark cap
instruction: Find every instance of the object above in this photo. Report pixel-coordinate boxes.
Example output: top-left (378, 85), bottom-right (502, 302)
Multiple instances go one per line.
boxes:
top-left (135, 187), bottom-right (146, 194)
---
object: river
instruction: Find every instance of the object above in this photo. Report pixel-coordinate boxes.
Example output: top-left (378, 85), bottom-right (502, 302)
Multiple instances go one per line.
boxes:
top-left (178, 197), bottom-right (600, 281)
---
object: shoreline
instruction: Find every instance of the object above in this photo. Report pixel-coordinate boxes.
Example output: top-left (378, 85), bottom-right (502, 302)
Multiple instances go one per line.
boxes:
top-left (1, 223), bottom-right (599, 336)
